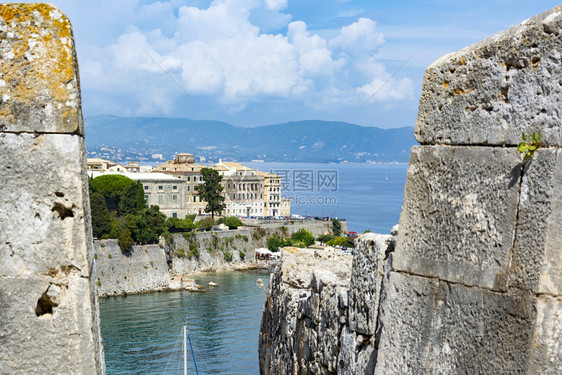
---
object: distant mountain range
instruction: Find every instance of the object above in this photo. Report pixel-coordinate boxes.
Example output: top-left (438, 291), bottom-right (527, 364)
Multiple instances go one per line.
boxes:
top-left (84, 115), bottom-right (417, 163)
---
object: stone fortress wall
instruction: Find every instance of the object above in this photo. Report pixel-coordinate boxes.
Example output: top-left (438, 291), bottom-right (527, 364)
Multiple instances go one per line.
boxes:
top-left (0, 4), bottom-right (104, 373)
top-left (93, 220), bottom-right (333, 297)
top-left (260, 6), bottom-right (561, 374)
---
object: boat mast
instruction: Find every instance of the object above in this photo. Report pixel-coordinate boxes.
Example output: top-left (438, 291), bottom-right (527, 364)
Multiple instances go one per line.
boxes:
top-left (183, 326), bottom-right (188, 375)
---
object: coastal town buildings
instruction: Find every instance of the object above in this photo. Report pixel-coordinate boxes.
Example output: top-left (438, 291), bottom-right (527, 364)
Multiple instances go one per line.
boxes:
top-left (214, 160), bottom-right (264, 217)
top-left (88, 171), bottom-right (187, 218)
top-left (86, 153), bottom-right (289, 218)
top-left (87, 158), bottom-right (124, 172)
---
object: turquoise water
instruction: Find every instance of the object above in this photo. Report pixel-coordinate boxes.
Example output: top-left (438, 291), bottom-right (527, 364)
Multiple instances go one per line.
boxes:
top-left (99, 270), bottom-right (271, 375)
top-left (99, 163), bottom-right (409, 374)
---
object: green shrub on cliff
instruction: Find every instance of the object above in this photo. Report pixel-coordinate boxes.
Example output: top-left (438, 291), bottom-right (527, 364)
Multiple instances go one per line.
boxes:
top-left (166, 216), bottom-right (196, 232)
top-left (197, 217), bottom-right (215, 231)
top-left (291, 228), bottom-right (315, 247)
top-left (117, 229), bottom-right (133, 253)
top-left (267, 234), bottom-right (283, 252)
top-left (317, 234), bottom-right (334, 245)
top-left (189, 242), bottom-right (199, 258)
top-left (224, 216), bottom-right (244, 230)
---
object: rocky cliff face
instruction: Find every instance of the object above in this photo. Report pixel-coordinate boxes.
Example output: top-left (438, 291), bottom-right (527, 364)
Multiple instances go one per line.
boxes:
top-left (92, 221), bottom-right (334, 297)
top-left (93, 240), bottom-right (170, 297)
top-left (260, 6), bottom-right (561, 375)
top-left (259, 234), bottom-right (393, 375)
top-left (0, 4), bottom-right (104, 373)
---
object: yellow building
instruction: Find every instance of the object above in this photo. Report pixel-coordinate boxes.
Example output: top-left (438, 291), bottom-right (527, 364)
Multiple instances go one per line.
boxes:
top-left (280, 198), bottom-right (291, 217)
top-left (256, 171), bottom-right (281, 217)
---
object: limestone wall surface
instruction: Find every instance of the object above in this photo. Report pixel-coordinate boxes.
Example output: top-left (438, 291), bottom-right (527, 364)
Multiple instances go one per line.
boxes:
top-left (259, 6), bottom-right (561, 375)
top-left (169, 229), bottom-right (259, 275)
top-left (0, 4), bottom-right (104, 373)
top-left (93, 240), bottom-right (170, 297)
top-left (93, 225), bottom-right (273, 297)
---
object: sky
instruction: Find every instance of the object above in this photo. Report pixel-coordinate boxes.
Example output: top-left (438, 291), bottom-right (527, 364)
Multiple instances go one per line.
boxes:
top-left (17, 0), bottom-right (562, 128)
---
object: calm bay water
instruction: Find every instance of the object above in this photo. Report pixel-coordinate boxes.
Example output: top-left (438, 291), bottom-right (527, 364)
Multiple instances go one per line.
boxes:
top-left (100, 270), bottom-right (271, 375)
top-left (99, 163), bottom-right (409, 374)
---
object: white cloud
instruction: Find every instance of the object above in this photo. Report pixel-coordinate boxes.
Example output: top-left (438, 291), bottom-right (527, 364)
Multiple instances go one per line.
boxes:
top-left (330, 18), bottom-right (384, 55)
top-left (265, 0), bottom-right (287, 11)
top-left (77, 0), bottom-right (412, 118)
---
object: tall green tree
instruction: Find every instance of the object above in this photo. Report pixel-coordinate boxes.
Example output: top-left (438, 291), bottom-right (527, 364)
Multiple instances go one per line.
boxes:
top-left (90, 191), bottom-right (111, 238)
top-left (332, 219), bottom-right (342, 236)
top-left (119, 181), bottom-right (146, 216)
top-left (90, 174), bottom-right (136, 212)
top-left (195, 168), bottom-right (226, 218)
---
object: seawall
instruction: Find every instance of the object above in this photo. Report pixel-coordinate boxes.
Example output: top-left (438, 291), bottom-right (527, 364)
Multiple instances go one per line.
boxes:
top-left (93, 240), bottom-right (170, 297)
top-left (94, 220), bottom-right (333, 297)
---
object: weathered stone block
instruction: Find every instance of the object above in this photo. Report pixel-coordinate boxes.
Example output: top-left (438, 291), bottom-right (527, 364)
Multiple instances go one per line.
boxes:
top-left (0, 277), bottom-right (103, 374)
top-left (509, 148), bottom-right (562, 295)
top-left (416, 6), bottom-right (562, 146)
top-left (348, 233), bottom-right (390, 336)
top-left (0, 4), bottom-right (83, 134)
top-left (373, 272), bottom-right (438, 375)
top-left (395, 145), bottom-right (521, 290)
top-left (528, 296), bottom-right (562, 374)
top-left (375, 272), bottom-right (536, 375)
top-left (0, 133), bottom-right (90, 276)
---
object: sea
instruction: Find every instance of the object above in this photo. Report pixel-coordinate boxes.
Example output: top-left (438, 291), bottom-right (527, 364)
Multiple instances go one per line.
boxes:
top-left (245, 162), bottom-right (409, 234)
top-left (99, 162), bottom-right (409, 374)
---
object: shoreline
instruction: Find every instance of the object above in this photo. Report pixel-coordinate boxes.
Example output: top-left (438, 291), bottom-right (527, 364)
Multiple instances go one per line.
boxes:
top-left (97, 263), bottom-right (273, 298)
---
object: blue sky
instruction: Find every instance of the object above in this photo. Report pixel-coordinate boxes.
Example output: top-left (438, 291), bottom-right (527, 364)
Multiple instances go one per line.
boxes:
top-left (20, 0), bottom-right (561, 128)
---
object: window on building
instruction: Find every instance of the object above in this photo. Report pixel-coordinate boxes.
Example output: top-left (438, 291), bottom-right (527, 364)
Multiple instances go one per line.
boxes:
top-left (158, 195), bottom-right (164, 205)
top-left (158, 185), bottom-right (163, 190)
top-left (144, 185), bottom-right (148, 190)
top-left (173, 185), bottom-right (177, 190)
top-left (187, 196), bottom-right (190, 203)
top-left (187, 186), bottom-right (191, 191)
top-left (163, 167), bottom-right (166, 171)
top-left (187, 176), bottom-right (191, 181)
top-left (172, 213), bottom-right (177, 218)
top-left (144, 195), bottom-right (149, 200)
top-left (172, 194), bottom-right (177, 202)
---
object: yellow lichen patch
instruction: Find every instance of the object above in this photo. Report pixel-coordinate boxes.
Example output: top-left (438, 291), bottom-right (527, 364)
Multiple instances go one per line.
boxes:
top-left (443, 80), bottom-right (449, 89)
top-left (0, 3), bottom-right (79, 130)
top-left (453, 87), bottom-right (475, 96)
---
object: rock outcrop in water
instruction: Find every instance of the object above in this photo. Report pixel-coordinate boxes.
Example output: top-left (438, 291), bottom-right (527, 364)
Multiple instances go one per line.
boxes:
top-left (260, 6), bottom-right (561, 374)
top-left (0, 4), bottom-right (104, 373)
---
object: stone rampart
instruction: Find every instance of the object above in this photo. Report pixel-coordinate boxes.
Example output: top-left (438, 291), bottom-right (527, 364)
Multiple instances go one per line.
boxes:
top-left (259, 6), bottom-right (561, 374)
top-left (0, 4), bottom-right (104, 373)
top-left (93, 240), bottom-right (170, 297)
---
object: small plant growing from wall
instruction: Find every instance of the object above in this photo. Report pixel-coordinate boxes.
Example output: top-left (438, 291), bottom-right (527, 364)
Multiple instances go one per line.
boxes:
top-left (223, 250), bottom-right (233, 262)
top-left (518, 131), bottom-right (541, 159)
